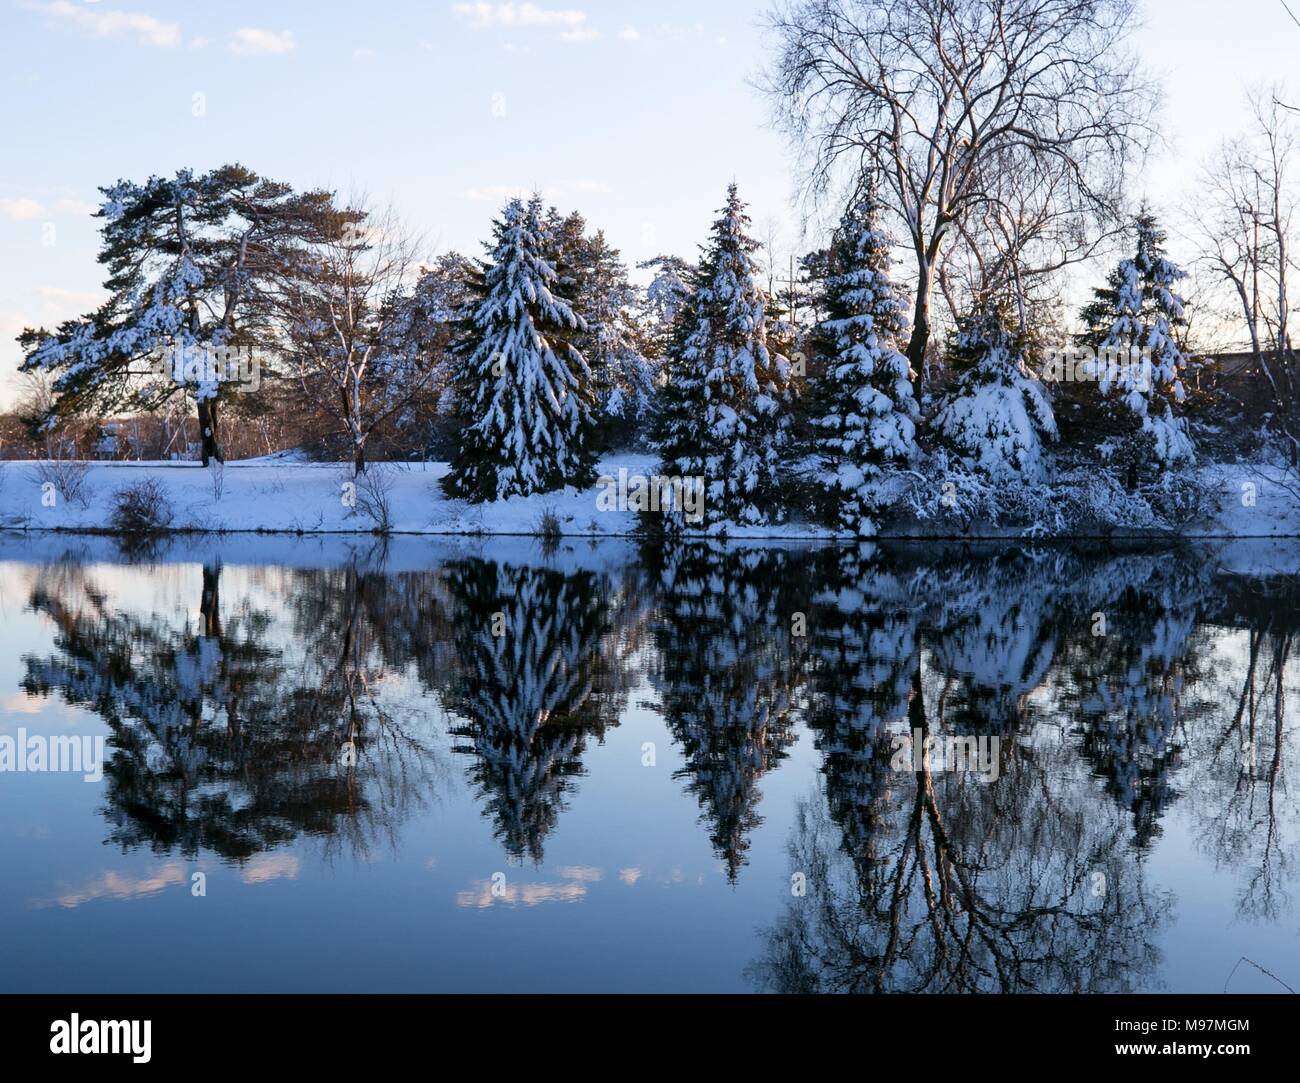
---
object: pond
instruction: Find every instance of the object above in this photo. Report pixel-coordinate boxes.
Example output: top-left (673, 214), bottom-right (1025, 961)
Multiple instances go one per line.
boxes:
top-left (0, 533), bottom-right (1297, 994)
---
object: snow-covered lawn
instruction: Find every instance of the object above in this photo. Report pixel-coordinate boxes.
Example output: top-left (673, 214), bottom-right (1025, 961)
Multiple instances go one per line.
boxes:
top-left (0, 455), bottom-right (651, 536)
top-left (0, 455), bottom-right (1296, 537)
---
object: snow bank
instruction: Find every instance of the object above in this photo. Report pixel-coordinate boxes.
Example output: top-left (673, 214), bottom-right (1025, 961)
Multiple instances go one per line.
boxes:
top-left (0, 455), bottom-right (1295, 539)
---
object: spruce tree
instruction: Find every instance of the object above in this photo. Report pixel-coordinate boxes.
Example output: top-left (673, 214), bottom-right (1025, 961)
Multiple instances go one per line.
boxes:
top-left (442, 195), bottom-right (599, 502)
top-left (806, 193), bottom-right (919, 535)
top-left (653, 183), bottom-right (793, 528)
top-left (1076, 208), bottom-right (1194, 473)
top-left (932, 307), bottom-right (1057, 482)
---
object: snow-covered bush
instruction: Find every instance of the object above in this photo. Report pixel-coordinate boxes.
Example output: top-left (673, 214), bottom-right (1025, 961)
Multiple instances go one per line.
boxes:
top-left (110, 479), bottom-right (174, 534)
top-left (1076, 209), bottom-right (1195, 473)
top-left (931, 311), bottom-right (1057, 482)
top-left (906, 453), bottom-right (1218, 536)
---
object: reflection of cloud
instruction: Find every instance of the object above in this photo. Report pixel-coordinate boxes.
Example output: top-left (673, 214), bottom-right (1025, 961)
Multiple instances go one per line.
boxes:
top-left (33, 863), bottom-right (187, 909)
top-left (0, 692), bottom-right (48, 716)
top-left (456, 878), bottom-right (587, 908)
top-left (557, 865), bottom-right (601, 882)
top-left (618, 867), bottom-right (641, 886)
top-left (240, 853), bottom-right (300, 884)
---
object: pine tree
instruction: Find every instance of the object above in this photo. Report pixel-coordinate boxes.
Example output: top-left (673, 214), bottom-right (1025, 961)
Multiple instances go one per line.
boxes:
top-left (932, 307), bottom-right (1057, 482)
top-left (442, 195), bottom-right (599, 502)
top-left (18, 165), bottom-right (336, 465)
top-left (562, 226), bottom-right (653, 440)
top-left (653, 183), bottom-right (793, 528)
top-left (1076, 208), bottom-right (1194, 473)
top-left (805, 193), bottom-right (919, 535)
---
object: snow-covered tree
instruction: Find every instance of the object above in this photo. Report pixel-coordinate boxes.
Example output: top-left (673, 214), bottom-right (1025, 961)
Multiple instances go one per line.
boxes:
top-left (932, 308), bottom-right (1057, 482)
top-left (653, 184), bottom-right (794, 528)
top-left (638, 255), bottom-right (694, 332)
top-left (806, 194), bottom-right (919, 535)
top-left (1078, 209), bottom-right (1195, 471)
top-left (442, 195), bottom-right (599, 502)
top-left (547, 219), bottom-right (653, 437)
top-left (19, 165), bottom-right (336, 465)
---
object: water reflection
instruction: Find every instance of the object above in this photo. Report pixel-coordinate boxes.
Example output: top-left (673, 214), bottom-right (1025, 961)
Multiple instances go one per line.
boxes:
top-left (10, 537), bottom-right (1300, 992)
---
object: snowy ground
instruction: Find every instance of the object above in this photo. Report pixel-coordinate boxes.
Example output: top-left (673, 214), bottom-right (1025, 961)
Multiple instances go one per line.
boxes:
top-left (0, 455), bottom-right (1296, 538)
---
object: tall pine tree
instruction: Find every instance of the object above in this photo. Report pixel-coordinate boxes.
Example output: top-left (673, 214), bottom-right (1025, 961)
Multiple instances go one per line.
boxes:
top-left (806, 193), bottom-right (919, 535)
top-left (442, 195), bottom-right (598, 502)
top-left (653, 183), bottom-right (793, 528)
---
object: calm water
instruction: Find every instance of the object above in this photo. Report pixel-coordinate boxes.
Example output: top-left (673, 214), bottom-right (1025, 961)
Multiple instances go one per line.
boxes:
top-left (1, 533), bottom-right (1297, 993)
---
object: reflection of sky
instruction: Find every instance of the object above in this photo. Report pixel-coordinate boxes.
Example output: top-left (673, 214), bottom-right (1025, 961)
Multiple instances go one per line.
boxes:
top-left (1, 549), bottom-right (1298, 993)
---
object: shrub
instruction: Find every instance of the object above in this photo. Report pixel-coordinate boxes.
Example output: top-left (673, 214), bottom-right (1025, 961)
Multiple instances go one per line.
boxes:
top-left (349, 464), bottom-right (395, 533)
top-left (109, 478), bottom-right (174, 534)
top-left (34, 456), bottom-right (93, 509)
top-left (533, 505), bottom-right (563, 543)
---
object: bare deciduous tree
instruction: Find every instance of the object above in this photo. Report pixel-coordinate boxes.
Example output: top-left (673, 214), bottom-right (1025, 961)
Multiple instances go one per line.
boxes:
top-left (763, 0), bottom-right (1158, 385)
top-left (276, 200), bottom-right (432, 474)
top-left (1191, 86), bottom-right (1299, 422)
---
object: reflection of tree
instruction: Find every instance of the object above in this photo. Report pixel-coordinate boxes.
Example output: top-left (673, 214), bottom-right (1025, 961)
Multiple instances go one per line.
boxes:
top-left (924, 553), bottom-right (1058, 736)
top-left (803, 547), bottom-right (918, 877)
top-left (21, 558), bottom-right (439, 862)
top-left (1052, 556), bottom-right (1209, 850)
top-left (1182, 575), bottom-right (1300, 921)
top-left (439, 558), bottom-right (641, 864)
top-left (647, 544), bottom-right (805, 882)
top-left (750, 674), bottom-right (1170, 992)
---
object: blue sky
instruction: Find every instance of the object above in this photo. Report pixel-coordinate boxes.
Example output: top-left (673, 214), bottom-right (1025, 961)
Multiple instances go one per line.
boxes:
top-left (2, 0), bottom-right (1298, 406)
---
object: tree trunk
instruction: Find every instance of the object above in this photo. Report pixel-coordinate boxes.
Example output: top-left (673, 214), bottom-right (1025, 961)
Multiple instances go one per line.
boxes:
top-left (353, 442), bottom-right (366, 476)
top-left (906, 261), bottom-right (933, 398)
top-left (197, 398), bottom-right (224, 466)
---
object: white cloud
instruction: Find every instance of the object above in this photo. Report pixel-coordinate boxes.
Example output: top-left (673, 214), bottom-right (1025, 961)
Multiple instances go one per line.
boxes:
top-left (617, 25), bottom-right (640, 41)
top-left (352, 47), bottom-right (378, 60)
top-left (54, 198), bottom-right (98, 216)
top-left (464, 185), bottom-right (521, 202)
top-left (570, 178), bottom-right (609, 194)
top-left (0, 197), bottom-right (46, 220)
top-left (559, 26), bottom-right (600, 43)
top-left (35, 285), bottom-right (104, 309)
top-left (228, 27), bottom-right (296, 56)
top-left (452, 3), bottom-right (587, 30)
top-left (34, 1), bottom-right (181, 49)
top-left (463, 184), bottom-right (574, 205)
